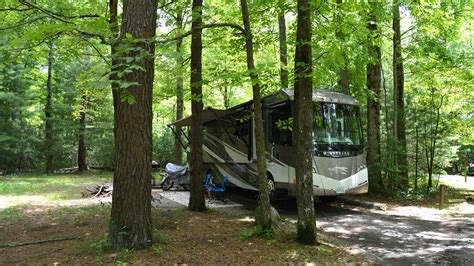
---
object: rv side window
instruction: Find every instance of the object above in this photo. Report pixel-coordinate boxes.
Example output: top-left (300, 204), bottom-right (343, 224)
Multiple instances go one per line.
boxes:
top-left (270, 105), bottom-right (292, 146)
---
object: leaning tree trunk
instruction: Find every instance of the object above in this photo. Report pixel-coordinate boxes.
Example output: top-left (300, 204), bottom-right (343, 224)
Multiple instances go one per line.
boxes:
top-left (278, 1), bottom-right (288, 89)
top-left (174, 11), bottom-right (184, 165)
top-left (108, 0), bottom-right (157, 249)
top-left (240, 0), bottom-right (272, 229)
top-left (45, 43), bottom-right (54, 173)
top-left (188, 0), bottom-right (206, 212)
top-left (392, 0), bottom-right (408, 189)
top-left (366, 3), bottom-right (383, 192)
top-left (294, 0), bottom-right (317, 245)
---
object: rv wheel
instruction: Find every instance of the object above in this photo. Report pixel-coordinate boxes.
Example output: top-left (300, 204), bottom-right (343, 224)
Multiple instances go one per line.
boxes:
top-left (267, 175), bottom-right (276, 197)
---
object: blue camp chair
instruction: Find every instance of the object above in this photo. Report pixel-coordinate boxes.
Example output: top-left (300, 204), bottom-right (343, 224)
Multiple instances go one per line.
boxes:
top-left (203, 173), bottom-right (228, 203)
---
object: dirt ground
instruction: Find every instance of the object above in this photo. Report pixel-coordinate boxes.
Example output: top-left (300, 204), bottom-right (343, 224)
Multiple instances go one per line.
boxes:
top-left (2, 173), bottom-right (473, 264)
top-left (0, 201), bottom-right (365, 264)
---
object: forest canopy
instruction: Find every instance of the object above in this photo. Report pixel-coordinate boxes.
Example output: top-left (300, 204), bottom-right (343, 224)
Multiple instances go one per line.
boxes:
top-left (0, 0), bottom-right (472, 191)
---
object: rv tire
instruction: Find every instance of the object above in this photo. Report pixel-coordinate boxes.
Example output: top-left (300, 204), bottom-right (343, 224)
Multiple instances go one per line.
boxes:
top-left (267, 173), bottom-right (276, 198)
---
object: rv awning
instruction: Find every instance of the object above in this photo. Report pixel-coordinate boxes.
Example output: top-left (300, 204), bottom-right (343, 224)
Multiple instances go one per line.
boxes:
top-left (169, 107), bottom-right (242, 127)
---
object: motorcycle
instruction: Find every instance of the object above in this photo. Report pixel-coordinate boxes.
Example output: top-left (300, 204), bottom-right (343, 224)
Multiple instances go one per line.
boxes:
top-left (160, 163), bottom-right (190, 191)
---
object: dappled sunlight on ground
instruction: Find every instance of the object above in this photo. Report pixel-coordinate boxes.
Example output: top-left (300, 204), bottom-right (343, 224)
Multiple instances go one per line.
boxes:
top-left (0, 195), bottom-right (108, 210)
top-left (308, 202), bottom-right (474, 264)
top-left (379, 202), bottom-right (474, 221)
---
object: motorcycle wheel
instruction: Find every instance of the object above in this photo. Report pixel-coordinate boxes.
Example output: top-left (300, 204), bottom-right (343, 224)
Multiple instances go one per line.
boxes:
top-left (181, 184), bottom-right (190, 191)
top-left (161, 178), bottom-right (173, 191)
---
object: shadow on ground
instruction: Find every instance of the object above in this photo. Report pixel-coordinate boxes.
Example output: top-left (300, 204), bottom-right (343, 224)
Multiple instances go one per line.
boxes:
top-left (226, 187), bottom-right (474, 265)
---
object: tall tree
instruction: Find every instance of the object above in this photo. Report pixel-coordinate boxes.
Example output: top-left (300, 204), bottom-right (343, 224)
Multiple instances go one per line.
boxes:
top-left (392, 0), bottom-right (408, 188)
top-left (188, 0), bottom-right (206, 212)
top-left (108, 0), bottom-right (157, 249)
top-left (174, 9), bottom-right (185, 165)
top-left (77, 48), bottom-right (91, 172)
top-left (293, 0), bottom-right (317, 245)
top-left (45, 42), bottom-right (54, 173)
top-left (77, 92), bottom-right (87, 172)
top-left (278, 1), bottom-right (288, 89)
top-left (240, 0), bottom-right (272, 229)
top-left (366, 2), bottom-right (383, 192)
top-left (336, 0), bottom-right (350, 95)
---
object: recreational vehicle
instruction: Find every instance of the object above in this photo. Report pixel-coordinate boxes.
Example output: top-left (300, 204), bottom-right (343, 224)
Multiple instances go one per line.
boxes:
top-left (170, 90), bottom-right (368, 198)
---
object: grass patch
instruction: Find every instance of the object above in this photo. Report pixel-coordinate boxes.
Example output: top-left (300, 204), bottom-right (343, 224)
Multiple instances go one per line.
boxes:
top-left (0, 206), bottom-right (24, 222)
top-left (240, 225), bottom-right (276, 240)
top-left (0, 171), bottom-right (112, 201)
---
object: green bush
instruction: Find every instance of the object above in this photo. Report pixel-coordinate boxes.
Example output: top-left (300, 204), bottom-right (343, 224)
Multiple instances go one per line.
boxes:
top-left (153, 131), bottom-right (176, 166)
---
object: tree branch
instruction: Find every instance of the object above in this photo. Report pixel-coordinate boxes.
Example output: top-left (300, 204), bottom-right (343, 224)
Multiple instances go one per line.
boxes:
top-left (157, 23), bottom-right (246, 44)
top-left (0, 6), bottom-right (34, 12)
top-left (72, 29), bottom-right (107, 44)
top-left (18, 0), bottom-right (99, 21)
top-left (0, 16), bottom-right (48, 31)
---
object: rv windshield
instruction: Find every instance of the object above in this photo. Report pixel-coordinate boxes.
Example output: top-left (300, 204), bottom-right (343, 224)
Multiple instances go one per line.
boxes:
top-left (313, 102), bottom-right (363, 156)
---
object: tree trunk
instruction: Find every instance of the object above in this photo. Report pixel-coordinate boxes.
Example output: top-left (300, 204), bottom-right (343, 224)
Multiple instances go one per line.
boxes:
top-left (392, 0), bottom-right (408, 189)
top-left (336, 0), bottom-right (350, 95)
top-left (109, 0), bottom-right (120, 117)
top-left (427, 92), bottom-right (444, 189)
top-left (78, 93), bottom-right (87, 172)
top-left (294, 0), bottom-right (317, 245)
top-left (174, 12), bottom-right (184, 165)
top-left (366, 3), bottom-right (383, 192)
top-left (240, 0), bottom-right (272, 229)
top-left (45, 43), bottom-right (54, 173)
top-left (278, 2), bottom-right (288, 89)
top-left (12, 61), bottom-right (21, 123)
top-left (188, 0), bottom-right (206, 212)
top-left (414, 107), bottom-right (419, 189)
top-left (108, 0), bottom-right (157, 249)
top-left (381, 65), bottom-right (392, 188)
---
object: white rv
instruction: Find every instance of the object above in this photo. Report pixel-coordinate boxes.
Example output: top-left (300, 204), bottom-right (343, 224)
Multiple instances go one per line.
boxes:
top-left (170, 90), bottom-right (368, 198)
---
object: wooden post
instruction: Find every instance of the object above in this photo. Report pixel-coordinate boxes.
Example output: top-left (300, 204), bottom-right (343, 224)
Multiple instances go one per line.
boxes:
top-left (439, 185), bottom-right (445, 210)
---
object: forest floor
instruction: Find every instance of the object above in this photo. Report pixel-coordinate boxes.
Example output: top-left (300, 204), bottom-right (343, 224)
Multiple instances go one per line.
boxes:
top-left (1, 172), bottom-right (472, 264)
top-left (0, 171), bottom-right (365, 264)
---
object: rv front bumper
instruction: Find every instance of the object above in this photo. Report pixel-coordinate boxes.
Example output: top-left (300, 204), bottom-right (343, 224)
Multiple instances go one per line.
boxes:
top-left (345, 182), bottom-right (369, 194)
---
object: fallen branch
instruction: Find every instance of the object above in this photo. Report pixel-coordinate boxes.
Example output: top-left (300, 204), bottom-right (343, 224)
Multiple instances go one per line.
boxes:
top-left (0, 237), bottom-right (79, 248)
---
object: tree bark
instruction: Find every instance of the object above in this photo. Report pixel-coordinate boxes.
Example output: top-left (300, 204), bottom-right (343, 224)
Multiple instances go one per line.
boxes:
top-left (392, 0), bottom-right (408, 189)
top-left (278, 2), bottom-right (288, 89)
top-left (109, 0), bottom-right (120, 116)
top-left (240, 0), bottom-right (272, 229)
top-left (223, 85), bottom-right (230, 109)
top-left (366, 3), bottom-right (383, 192)
top-left (188, 0), bottom-right (206, 212)
top-left (108, 0), bottom-right (157, 249)
top-left (174, 11), bottom-right (184, 165)
top-left (45, 42), bottom-right (54, 173)
top-left (336, 0), bottom-right (350, 95)
top-left (77, 92), bottom-right (87, 172)
top-left (294, 0), bottom-right (317, 245)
